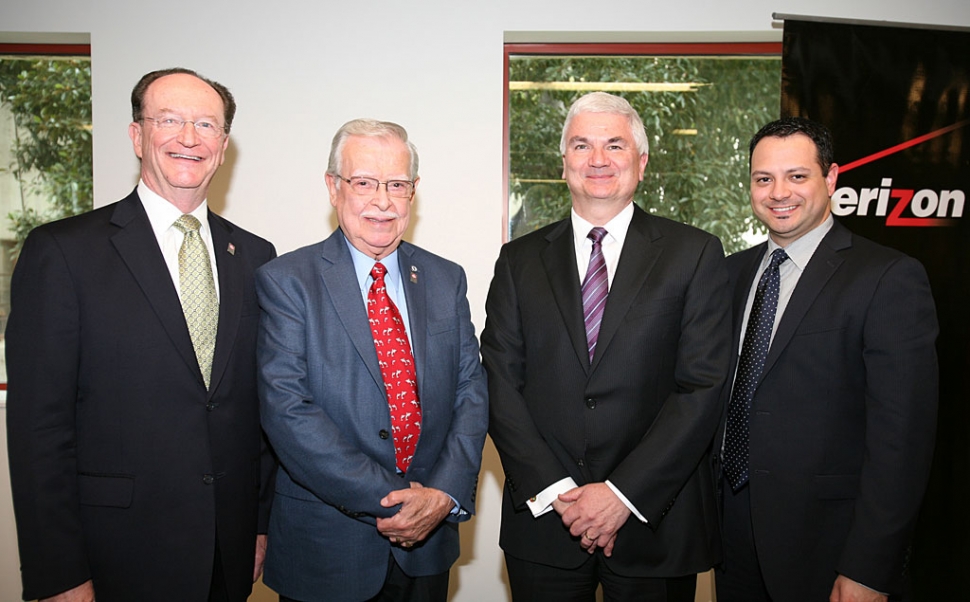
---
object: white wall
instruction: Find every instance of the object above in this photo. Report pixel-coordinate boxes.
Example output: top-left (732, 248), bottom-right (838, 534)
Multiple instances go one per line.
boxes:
top-left (2, 1), bottom-right (968, 600)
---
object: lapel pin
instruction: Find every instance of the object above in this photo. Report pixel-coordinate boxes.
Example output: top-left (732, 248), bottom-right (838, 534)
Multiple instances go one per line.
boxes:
top-left (410, 265), bottom-right (419, 283)
top-left (227, 243), bottom-right (236, 255)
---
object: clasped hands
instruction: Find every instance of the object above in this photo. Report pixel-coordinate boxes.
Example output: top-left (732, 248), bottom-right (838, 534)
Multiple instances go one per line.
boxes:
top-left (377, 481), bottom-right (453, 549)
top-left (553, 483), bottom-right (631, 557)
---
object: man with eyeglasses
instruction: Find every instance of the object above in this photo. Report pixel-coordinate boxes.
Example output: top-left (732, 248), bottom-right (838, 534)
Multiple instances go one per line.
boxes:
top-left (6, 68), bottom-right (276, 602)
top-left (255, 119), bottom-right (488, 602)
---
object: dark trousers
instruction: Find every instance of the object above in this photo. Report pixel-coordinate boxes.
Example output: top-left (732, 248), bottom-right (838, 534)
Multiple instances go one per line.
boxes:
top-left (505, 552), bottom-right (696, 602)
top-left (280, 553), bottom-right (449, 602)
top-left (715, 483), bottom-right (773, 602)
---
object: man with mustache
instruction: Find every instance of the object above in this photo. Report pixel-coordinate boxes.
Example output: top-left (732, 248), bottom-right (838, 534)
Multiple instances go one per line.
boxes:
top-left (6, 68), bottom-right (276, 601)
top-left (255, 119), bottom-right (488, 602)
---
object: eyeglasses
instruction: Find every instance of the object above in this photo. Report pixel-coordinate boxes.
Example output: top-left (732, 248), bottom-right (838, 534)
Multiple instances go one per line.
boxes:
top-left (141, 115), bottom-right (226, 139)
top-left (332, 175), bottom-right (415, 199)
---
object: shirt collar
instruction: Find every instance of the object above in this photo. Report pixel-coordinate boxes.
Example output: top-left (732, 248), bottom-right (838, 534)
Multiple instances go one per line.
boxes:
top-left (138, 179), bottom-right (209, 238)
top-left (570, 202), bottom-right (634, 249)
top-left (767, 213), bottom-right (834, 271)
top-left (345, 237), bottom-right (402, 292)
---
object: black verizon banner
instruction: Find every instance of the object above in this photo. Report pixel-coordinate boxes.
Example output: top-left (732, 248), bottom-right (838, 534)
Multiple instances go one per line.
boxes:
top-left (781, 18), bottom-right (969, 598)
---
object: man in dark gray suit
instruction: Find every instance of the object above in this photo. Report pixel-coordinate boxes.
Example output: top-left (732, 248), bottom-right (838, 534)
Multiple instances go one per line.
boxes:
top-left (715, 117), bottom-right (938, 602)
top-left (482, 92), bottom-right (731, 602)
top-left (7, 68), bottom-right (275, 602)
top-left (256, 119), bottom-right (488, 602)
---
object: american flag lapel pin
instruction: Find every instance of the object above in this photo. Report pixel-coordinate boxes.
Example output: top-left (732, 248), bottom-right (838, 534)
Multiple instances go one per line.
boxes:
top-left (410, 265), bottom-right (418, 283)
top-left (227, 243), bottom-right (236, 255)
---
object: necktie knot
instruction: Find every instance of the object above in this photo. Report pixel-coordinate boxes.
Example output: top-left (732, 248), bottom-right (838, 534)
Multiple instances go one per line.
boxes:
top-left (371, 262), bottom-right (387, 282)
top-left (174, 214), bottom-right (203, 234)
top-left (768, 248), bottom-right (789, 270)
top-left (588, 227), bottom-right (608, 246)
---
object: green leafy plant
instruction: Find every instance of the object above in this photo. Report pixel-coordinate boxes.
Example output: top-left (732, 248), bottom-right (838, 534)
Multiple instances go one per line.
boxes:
top-left (509, 55), bottom-right (779, 254)
top-left (0, 58), bottom-right (93, 257)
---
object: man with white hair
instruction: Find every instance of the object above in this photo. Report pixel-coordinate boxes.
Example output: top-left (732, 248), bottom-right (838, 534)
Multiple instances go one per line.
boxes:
top-left (482, 92), bottom-right (731, 601)
top-left (256, 119), bottom-right (488, 602)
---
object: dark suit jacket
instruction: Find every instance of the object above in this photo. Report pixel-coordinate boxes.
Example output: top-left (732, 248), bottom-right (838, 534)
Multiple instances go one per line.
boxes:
top-left (481, 205), bottom-right (731, 576)
top-left (5, 190), bottom-right (276, 602)
top-left (255, 229), bottom-right (488, 602)
top-left (718, 219), bottom-right (938, 600)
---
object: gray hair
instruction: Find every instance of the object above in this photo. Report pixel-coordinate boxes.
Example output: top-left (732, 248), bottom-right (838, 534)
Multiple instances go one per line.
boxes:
top-left (559, 92), bottom-right (649, 157)
top-left (327, 119), bottom-right (419, 180)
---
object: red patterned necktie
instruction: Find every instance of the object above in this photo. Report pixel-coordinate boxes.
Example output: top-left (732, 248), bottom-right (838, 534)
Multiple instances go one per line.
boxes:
top-left (368, 262), bottom-right (421, 472)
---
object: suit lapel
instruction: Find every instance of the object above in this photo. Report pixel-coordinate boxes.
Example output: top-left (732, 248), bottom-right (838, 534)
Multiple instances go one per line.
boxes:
top-left (540, 220), bottom-right (590, 372)
top-left (109, 192), bottom-right (201, 385)
top-left (593, 207), bottom-right (663, 372)
top-left (762, 222), bottom-right (850, 376)
top-left (397, 244), bottom-right (427, 393)
top-left (320, 230), bottom-right (385, 392)
top-left (208, 214), bottom-right (242, 395)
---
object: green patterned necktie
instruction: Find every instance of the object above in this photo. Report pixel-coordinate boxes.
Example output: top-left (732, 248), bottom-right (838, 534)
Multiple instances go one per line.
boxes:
top-left (173, 214), bottom-right (219, 389)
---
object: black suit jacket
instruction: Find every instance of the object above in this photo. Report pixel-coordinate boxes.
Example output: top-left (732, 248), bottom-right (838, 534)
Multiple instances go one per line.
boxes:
top-left (6, 190), bottom-right (277, 601)
top-left (718, 220), bottom-right (938, 600)
top-left (481, 205), bottom-right (731, 576)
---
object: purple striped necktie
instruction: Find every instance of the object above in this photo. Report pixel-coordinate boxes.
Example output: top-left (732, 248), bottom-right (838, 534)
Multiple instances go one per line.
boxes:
top-left (581, 227), bottom-right (609, 362)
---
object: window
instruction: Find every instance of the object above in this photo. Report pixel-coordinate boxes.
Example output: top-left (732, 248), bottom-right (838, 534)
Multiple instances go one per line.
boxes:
top-left (0, 42), bottom-right (92, 387)
top-left (505, 43), bottom-right (781, 253)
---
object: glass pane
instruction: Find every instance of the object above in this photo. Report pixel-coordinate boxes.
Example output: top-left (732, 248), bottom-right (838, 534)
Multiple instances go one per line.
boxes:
top-left (0, 57), bottom-right (93, 384)
top-left (508, 54), bottom-right (780, 254)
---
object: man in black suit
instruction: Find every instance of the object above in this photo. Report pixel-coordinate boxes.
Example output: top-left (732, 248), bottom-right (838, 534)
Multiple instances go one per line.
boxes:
top-left (6, 68), bottom-right (276, 602)
top-left (714, 117), bottom-right (938, 602)
top-left (481, 91), bottom-right (731, 601)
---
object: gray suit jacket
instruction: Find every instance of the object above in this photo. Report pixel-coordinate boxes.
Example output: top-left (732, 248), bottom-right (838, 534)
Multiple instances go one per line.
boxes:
top-left (256, 228), bottom-right (488, 601)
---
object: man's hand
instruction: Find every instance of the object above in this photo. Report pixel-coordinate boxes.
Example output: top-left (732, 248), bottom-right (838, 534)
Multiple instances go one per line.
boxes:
top-left (253, 534), bottom-right (268, 582)
top-left (558, 483), bottom-right (631, 557)
top-left (376, 482), bottom-right (453, 548)
top-left (40, 580), bottom-right (95, 602)
top-left (829, 575), bottom-right (888, 602)
top-left (551, 497), bottom-right (574, 516)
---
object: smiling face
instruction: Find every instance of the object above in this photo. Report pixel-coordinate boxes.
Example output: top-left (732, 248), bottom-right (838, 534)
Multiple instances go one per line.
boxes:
top-left (750, 133), bottom-right (838, 246)
top-left (128, 73), bottom-right (229, 212)
top-left (326, 134), bottom-right (417, 260)
top-left (561, 111), bottom-right (648, 223)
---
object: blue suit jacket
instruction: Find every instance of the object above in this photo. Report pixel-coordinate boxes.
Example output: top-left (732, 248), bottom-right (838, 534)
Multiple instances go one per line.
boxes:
top-left (256, 228), bottom-right (488, 601)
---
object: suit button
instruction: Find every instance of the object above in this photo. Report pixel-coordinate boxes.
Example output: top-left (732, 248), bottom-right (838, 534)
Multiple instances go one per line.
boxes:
top-left (585, 397), bottom-right (596, 409)
top-left (577, 458), bottom-right (585, 467)
top-left (379, 429), bottom-right (390, 440)
top-left (206, 402), bottom-right (217, 411)
top-left (203, 474), bottom-right (215, 485)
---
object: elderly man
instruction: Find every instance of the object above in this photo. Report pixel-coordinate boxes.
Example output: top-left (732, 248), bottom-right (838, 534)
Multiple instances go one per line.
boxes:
top-left (6, 68), bottom-right (276, 602)
top-left (256, 118), bottom-right (488, 602)
top-left (482, 91), bottom-right (731, 601)
top-left (715, 117), bottom-right (938, 602)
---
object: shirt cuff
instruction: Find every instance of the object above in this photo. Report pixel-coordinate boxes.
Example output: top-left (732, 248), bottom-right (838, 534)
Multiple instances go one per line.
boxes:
top-left (447, 494), bottom-right (466, 516)
top-left (606, 480), bottom-right (648, 524)
top-left (526, 477), bottom-right (577, 517)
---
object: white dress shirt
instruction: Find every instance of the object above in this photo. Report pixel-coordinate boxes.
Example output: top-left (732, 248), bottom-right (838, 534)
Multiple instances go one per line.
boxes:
top-left (138, 180), bottom-right (220, 300)
top-left (526, 202), bottom-right (647, 523)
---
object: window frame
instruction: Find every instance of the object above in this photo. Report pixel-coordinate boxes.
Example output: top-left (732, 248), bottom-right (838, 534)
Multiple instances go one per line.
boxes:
top-left (503, 41), bottom-right (782, 242)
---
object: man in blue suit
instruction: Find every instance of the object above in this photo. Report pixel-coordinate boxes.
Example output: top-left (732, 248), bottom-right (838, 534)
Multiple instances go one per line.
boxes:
top-left (256, 119), bottom-right (488, 602)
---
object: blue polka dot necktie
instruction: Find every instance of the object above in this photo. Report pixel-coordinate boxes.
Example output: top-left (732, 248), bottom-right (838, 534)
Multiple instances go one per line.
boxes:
top-left (723, 248), bottom-right (789, 491)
